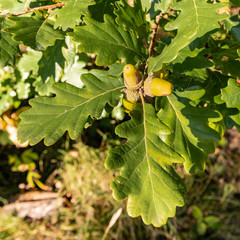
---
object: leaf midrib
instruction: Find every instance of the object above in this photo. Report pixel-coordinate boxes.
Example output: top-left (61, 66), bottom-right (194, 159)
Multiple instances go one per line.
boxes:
top-left (78, 32), bottom-right (146, 61)
top-left (23, 84), bottom-right (124, 126)
top-left (142, 103), bottom-right (159, 222)
top-left (167, 95), bottom-right (197, 144)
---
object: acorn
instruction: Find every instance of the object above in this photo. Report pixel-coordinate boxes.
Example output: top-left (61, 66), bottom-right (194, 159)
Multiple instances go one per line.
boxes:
top-left (121, 88), bottom-right (139, 113)
top-left (122, 97), bottom-right (137, 113)
top-left (123, 64), bottom-right (143, 90)
top-left (144, 77), bottom-right (173, 97)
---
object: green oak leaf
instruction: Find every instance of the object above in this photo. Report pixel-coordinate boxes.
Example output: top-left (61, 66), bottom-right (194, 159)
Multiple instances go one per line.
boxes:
top-left (5, 13), bottom-right (65, 51)
top-left (38, 40), bottom-right (65, 82)
top-left (141, 0), bottom-right (172, 15)
top-left (226, 108), bottom-right (240, 131)
top-left (105, 62), bottom-right (125, 77)
top-left (0, 16), bottom-right (20, 67)
top-left (172, 46), bottom-right (213, 80)
top-left (0, 0), bottom-right (26, 13)
top-left (61, 38), bottom-right (89, 88)
top-left (214, 104), bottom-right (240, 132)
top-left (210, 41), bottom-right (240, 78)
top-left (106, 103), bottom-right (186, 227)
top-left (61, 36), bottom-right (80, 66)
top-left (221, 78), bottom-right (240, 132)
top-left (33, 77), bottom-right (55, 96)
top-left (222, 78), bottom-right (240, 109)
top-left (217, 58), bottom-right (240, 78)
top-left (115, 0), bottom-right (150, 40)
top-left (0, 89), bottom-right (14, 115)
top-left (203, 73), bottom-right (239, 131)
top-left (232, 26), bottom-right (240, 42)
top-left (175, 86), bottom-right (205, 101)
top-left (222, 14), bottom-right (240, 42)
top-left (201, 70), bottom-right (229, 104)
top-left (61, 58), bottom-right (87, 88)
top-left (157, 93), bottom-right (222, 173)
top-left (68, 15), bottom-right (147, 66)
top-left (88, 0), bottom-right (117, 22)
top-left (17, 48), bottom-right (42, 75)
top-left (223, 14), bottom-right (239, 30)
top-left (17, 71), bottom-right (124, 145)
top-left (148, 0), bottom-right (228, 73)
top-left (54, 0), bottom-right (93, 31)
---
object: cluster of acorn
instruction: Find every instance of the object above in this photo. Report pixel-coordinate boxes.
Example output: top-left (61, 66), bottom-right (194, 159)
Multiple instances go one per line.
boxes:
top-left (122, 64), bottom-right (173, 113)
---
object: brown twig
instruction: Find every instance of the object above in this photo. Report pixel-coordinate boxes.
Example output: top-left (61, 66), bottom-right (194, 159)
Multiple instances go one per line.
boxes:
top-left (144, 13), bottom-right (162, 75)
top-left (11, 2), bottom-right (66, 16)
top-left (148, 14), bottom-right (161, 57)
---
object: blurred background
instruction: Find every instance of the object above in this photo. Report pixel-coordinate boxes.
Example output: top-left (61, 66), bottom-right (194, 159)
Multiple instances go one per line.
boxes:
top-left (0, 104), bottom-right (240, 239)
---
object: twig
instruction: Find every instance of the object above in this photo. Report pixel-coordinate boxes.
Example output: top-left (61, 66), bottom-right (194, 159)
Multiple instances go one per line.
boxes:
top-left (11, 2), bottom-right (66, 16)
top-left (144, 13), bottom-right (162, 75)
top-left (102, 208), bottom-right (122, 240)
top-left (149, 14), bottom-right (161, 57)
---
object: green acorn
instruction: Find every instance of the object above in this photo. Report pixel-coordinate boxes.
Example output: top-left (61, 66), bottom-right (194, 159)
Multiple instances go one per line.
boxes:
top-left (144, 77), bottom-right (173, 97)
